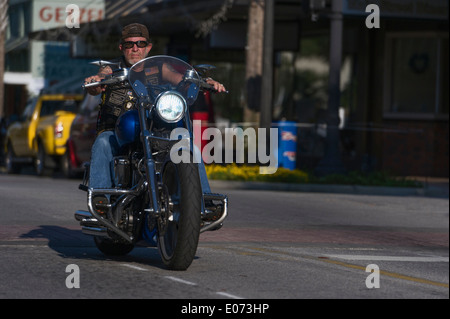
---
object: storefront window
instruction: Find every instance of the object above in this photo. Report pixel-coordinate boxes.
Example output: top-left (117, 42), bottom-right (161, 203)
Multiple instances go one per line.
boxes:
top-left (385, 33), bottom-right (448, 118)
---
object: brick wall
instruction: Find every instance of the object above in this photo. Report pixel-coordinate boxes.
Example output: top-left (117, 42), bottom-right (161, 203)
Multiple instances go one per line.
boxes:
top-left (381, 120), bottom-right (449, 177)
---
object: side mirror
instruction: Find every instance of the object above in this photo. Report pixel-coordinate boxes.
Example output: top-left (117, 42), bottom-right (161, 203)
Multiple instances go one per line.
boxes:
top-left (90, 60), bottom-right (121, 70)
top-left (194, 64), bottom-right (216, 77)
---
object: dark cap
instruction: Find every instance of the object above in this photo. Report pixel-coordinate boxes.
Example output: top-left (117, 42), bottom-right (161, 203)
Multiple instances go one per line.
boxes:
top-left (121, 23), bottom-right (150, 42)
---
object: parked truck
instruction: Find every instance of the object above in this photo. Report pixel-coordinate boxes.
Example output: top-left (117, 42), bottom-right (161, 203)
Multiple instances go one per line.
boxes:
top-left (4, 93), bottom-right (83, 175)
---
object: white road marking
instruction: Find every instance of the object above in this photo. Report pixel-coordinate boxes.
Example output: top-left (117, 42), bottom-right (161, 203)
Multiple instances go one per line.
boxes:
top-left (164, 276), bottom-right (198, 286)
top-left (324, 255), bottom-right (449, 262)
top-left (122, 266), bottom-right (245, 298)
top-left (122, 264), bottom-right (149, 271)
top-left (215, 292), bottom-right (244, 299)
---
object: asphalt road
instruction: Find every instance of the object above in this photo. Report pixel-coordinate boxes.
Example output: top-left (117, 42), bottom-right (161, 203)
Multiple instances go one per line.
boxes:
top-left (0, 172), bottom-right (448, 302)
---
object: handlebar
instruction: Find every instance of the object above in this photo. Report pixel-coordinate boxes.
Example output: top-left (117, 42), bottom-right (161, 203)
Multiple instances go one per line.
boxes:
top-left (82, 73), bottom-right (228, 94)
top-left (200, 81), bottom-right (229, 94)
top-left (82, 68), bottom-right (129, 89)
top-left (82, 81), bottom-right (102, 89)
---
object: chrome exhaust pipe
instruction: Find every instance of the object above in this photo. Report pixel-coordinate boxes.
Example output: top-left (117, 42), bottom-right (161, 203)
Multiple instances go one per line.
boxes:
top-left (201, 193), bottom-right (228, 233)
top-left (75, 210), bottom-right (92, 221)
top-left (85, 180), bottom-right (147, 243)
top-left (81, 226), bottom-right (109, 237)
top-left (75, 210), bottom-right (100, 228)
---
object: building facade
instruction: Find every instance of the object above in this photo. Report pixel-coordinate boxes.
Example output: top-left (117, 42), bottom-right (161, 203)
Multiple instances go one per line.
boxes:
top-left (3, 0), bottom-right (449, 177)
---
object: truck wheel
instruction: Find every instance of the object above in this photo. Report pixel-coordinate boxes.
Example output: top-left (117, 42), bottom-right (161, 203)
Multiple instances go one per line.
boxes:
top-left (5, 144), bottom-right (21, 174)
top-left (35, 142), bottom-right (48, 176)
top-left (61, 149), bottom-right (76, 178)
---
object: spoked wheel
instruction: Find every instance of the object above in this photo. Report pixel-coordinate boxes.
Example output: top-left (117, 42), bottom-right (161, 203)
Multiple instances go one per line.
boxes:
top-left (158, 161), bottom-right (202, 270)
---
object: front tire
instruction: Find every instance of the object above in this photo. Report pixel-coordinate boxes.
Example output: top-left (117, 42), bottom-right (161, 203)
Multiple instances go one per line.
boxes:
top-left (158, 162), bottom-right (202, 270)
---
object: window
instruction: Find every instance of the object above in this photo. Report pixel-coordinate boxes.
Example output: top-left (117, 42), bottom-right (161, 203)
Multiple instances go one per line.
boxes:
top-left (21, 98), bottom-right (37, 121)
top-left (40, 100), bottom-right (80, 117)
top-left (384, 33), bottom-right (449, 119)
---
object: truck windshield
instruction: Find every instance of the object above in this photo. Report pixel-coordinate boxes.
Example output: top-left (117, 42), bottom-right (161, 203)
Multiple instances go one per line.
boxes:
top-left (40, 100), bottom-right (80, 117)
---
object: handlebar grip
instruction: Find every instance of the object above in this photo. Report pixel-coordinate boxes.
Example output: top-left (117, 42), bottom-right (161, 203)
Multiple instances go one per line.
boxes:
top-left (200, 82), bottom-right (229, 94)
top-left (82, 81), bottom-right (102, 89)
top-left (201, 82), bottom-right (217, 92)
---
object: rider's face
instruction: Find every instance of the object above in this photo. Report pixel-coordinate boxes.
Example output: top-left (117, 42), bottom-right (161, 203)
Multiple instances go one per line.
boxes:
top-left (120, 36), bottom-right (152, 66)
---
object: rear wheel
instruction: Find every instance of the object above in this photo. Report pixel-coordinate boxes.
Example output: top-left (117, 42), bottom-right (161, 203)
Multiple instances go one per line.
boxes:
top-left (158, 161), bottom-right (202, 270)
top-left (94, 236), bottom-right (134, 256)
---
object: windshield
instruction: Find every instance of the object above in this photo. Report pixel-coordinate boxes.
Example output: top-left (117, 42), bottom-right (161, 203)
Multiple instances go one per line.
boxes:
top-left (128, 55), bottom-right (201, 106)
top-left (40, 99), bottom-right (80, 116)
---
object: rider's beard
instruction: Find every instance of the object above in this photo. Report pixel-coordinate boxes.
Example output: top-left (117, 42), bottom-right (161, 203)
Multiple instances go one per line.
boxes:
top-left (126, 56), bottom-right (143, 66)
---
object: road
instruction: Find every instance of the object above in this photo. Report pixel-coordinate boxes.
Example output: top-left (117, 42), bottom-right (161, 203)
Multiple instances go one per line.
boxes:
top-left (0, 173), bottom-right (448, 302)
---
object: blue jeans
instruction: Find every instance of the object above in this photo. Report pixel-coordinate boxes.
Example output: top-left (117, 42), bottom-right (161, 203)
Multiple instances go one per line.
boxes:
top-left (89, 131), bottom-right (211, 193)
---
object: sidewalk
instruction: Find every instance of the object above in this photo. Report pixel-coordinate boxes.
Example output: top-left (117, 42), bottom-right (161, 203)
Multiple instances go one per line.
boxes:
top-left (210, 177), bottom-right (449, 198)
top-left (1, 165), bottom-right (448, 198)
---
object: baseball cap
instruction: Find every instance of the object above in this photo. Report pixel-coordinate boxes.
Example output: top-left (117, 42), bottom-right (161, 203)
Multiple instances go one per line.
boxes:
top-left (121, 23), bottom-right (150, 42)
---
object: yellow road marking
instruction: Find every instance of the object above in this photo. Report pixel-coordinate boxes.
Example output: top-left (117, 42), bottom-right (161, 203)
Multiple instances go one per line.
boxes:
top-left (317, 258), bottom-right (449, 288)
top-left (211, 245), bottom-right (449, 289)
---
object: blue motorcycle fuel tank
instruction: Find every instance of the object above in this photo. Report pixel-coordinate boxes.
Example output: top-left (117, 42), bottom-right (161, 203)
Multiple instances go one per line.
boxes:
top-left (115, 110), bottom-right (140, 146)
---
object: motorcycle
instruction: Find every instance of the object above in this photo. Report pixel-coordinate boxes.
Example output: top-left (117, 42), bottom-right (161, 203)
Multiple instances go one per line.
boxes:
top-left (75, 55), bottom-right (228, 270)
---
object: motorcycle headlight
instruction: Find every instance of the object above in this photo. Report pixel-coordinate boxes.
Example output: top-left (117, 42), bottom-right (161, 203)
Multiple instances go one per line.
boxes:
top-left (155, 91), bottom-right (186, 123)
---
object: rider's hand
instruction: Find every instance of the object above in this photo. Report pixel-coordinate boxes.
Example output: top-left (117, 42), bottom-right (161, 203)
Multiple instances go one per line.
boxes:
top-left (84, 65), bottom-right (112, 96)
top-left (84, 75), bottom-right (105, 96)
top-left (84, 75), bottom-right (103, 96)
top-left (205, 78), bottom-right (227, 93)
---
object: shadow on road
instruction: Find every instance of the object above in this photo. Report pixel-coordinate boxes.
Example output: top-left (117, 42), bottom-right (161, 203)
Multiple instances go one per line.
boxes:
top-left (19, 225), bottom-right (168, 269)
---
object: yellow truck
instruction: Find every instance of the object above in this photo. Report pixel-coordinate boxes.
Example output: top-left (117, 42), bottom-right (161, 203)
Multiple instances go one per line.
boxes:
top-left (5, 94), bottom-right (83, 175)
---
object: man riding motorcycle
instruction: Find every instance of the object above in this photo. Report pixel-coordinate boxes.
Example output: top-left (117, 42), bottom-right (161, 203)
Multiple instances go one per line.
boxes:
top-left (84, 23), bottom-right (226, 206)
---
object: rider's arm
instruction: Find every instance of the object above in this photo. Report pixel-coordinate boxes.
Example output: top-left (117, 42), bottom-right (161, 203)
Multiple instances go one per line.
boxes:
top-left (161, 63), bottom-right (183, 84)
top-left (161, 63), bottom-right (227, 93)
top-left (84, 66), bottom-right (113, 96)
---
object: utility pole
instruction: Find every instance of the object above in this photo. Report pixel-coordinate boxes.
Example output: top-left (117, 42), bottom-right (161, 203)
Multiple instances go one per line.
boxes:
top-left (244, 0), bottom-right (264, 126)
top-left (0, 0), bottom-right (8, 120)
top-left (259, 0), bottom-right (274, 130)
top-left (314, 0), bottom-right (346, 176)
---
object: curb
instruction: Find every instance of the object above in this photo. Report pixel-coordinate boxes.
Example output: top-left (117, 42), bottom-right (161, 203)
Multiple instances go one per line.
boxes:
top-left (209, 180), bottom-right (448, 198)
top-left (1, 166), bottom-right (448, 198)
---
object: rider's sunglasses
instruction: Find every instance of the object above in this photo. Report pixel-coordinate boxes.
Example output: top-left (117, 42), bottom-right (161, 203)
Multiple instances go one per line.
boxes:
top-left (122, 40), bottom-right (149, 49)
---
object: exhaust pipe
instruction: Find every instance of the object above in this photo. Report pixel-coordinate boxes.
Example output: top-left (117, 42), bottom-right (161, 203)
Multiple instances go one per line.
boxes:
top-left (75, 210), bottom-right (108, 236)
top-left (81, 226), bottom-right (109, 237)
top-left (201, 193), bottom-right (228, 233)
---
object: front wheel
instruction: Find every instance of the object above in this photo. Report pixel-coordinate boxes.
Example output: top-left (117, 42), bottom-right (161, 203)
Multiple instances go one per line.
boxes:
top-left (158, 162), bottom-right (202, 270)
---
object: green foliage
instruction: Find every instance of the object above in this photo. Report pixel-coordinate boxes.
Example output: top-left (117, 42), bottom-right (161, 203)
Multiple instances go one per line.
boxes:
top-left (206, 164), bottom-right (422, 188)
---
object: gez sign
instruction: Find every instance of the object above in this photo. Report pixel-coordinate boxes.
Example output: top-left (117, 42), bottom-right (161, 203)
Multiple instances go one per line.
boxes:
top-left (32, 0), bottom-right (104, 31)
